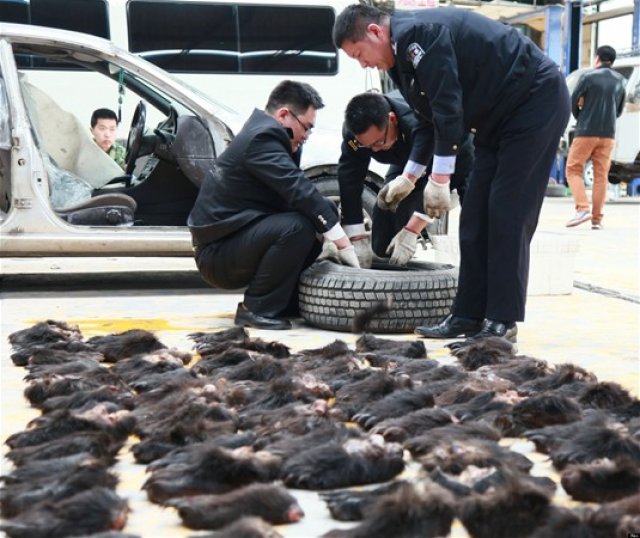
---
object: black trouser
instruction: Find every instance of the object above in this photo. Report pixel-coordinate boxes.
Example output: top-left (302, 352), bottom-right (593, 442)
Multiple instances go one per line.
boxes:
top-left (372, 134), bottom-right (474, 257)
top-left (453, 58), bottom-right (571, 322)
top-left (371, 168), bottom-right (427, 257)
top-left (195, 212), bottom-right (321, 318)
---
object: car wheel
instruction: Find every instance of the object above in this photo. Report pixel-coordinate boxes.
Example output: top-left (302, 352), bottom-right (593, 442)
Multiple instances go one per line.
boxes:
top-left (545, 182), bottom-right (566, 197)
top-left (583, 161), bottom-right (594, 188)
top-left (299, 259), bottom-right (458, 333)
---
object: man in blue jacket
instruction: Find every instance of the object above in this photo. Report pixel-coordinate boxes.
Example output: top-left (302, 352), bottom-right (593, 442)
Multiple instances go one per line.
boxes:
top-left (333, 5), bottom-right (570, 345)
top-left (189, 80), bottom-right (358, 330)
top-left (565, 45), bottom-right (626, 230)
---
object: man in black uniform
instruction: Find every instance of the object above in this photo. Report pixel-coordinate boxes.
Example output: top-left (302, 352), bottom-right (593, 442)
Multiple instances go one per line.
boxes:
top-left (334, 5), bottom-right (570, 345)
top-left (339, 91), bottom-right (473, 267)
top-left (188, 80), bottom-right (359, 330)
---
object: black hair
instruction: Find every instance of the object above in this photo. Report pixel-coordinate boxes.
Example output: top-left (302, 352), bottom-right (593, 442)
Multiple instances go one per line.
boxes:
top-left (345, 92), bottom-right (391, 134)
top-left (332, 4), bottom-right (388, 48)
top-left (90, 108), bottom-right (118, 128)
top-left (265, 80), bottom-right (324, 115)
top-left (596, 45), bottom-right (616, 66)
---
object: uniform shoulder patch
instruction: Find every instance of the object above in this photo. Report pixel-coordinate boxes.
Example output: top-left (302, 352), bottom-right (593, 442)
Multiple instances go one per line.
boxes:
top-left (406, 42), bottom-right (425, 69)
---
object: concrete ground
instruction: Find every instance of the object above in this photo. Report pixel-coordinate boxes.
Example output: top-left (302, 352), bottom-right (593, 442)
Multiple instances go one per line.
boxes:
top-left (1, 194), bottom-right (639, 537)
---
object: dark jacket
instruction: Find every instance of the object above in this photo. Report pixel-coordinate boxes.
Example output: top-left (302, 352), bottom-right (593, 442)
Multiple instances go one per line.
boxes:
top-left (571, 66), bottom-right (626, 139)
top-left (388, 8), bottom-right (545, 158)
top-left (337, 93), bottom-right (429, 225)
top-left (188, 109), bottom-right (339, 246)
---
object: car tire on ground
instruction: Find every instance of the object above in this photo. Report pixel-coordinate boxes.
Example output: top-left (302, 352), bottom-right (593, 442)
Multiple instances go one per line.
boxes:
top-left (299, 259), bottom-right (458, 334)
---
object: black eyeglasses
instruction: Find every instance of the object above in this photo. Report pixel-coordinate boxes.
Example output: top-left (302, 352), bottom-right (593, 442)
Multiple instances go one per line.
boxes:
top-left (355, 122), bottom-right (389, 149)
top-left (288, 109), bottom-right (314, 133)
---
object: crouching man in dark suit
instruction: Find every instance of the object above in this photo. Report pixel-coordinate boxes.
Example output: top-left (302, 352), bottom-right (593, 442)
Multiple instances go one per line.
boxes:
top-left (189, 80), bottom-right (359, 330)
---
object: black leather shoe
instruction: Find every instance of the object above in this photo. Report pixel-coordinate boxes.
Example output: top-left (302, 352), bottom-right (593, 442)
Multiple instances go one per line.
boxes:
top-left (415, 314), bottom-right (482, 338)
top-left (467, 319), bottom-right (517, 343)
top-left (446, 319), bottom-right (518, 351)
top-left (234, 303), bottom-right (291, 330)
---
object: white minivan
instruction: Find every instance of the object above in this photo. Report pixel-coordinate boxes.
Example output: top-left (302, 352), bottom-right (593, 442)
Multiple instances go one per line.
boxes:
top-left (0, 1), bottom-right (399, 256)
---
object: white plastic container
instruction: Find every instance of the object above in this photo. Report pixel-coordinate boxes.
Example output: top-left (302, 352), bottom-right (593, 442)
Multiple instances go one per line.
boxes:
top-left (430, 232), bottom-right (580, 295)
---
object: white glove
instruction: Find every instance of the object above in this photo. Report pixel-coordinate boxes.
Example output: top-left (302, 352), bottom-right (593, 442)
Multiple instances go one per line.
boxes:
top-left (318, 242), bottom-right (360, 268)
top-left (336, 244), bottom-right (360, 268)
top-left (423, 176), bottom-right (451, 218)
top-left (351, 235), bottom-right (373, 269)
top-left (377, 175), bottom-right (415, 212)
top-left (385, 228), bottom-right (418, 266)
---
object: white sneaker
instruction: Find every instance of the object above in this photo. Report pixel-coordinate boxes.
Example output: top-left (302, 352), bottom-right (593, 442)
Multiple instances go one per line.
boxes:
top-left (566, 210), bottom-right (591, 228)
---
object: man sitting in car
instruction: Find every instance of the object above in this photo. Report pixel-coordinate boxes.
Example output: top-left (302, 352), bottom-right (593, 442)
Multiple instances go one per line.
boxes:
top-left (90, 108), bottom-right (126, 171)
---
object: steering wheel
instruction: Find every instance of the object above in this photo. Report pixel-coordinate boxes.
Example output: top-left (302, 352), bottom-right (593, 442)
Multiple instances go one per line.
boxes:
top-left (125, 100), bottom-right (146, 176)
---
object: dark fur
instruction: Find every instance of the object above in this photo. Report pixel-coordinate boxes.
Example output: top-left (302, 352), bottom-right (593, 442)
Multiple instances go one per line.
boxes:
top-left (530, 497), bottom-right (640, 538)
top-left (1, 452), bottom-right (106, 484)
top-left (1, 461), bottom-right (118, 517)
top-left (169, 483), bottom-right (303, 529)
top-left (451, 337), bottom-right (516, 370)
top-left (12, 342), bottom-right (100, 368)
top-left (322, 481), bottom-right (455, 538)
top-left (86, 329), bottom-right (167, 362)
top-left (40, 385), bottom-right (135, 413)
top-left (5, 405), bottom-right (135, 449)
top-left (5, 432), bottom-right (125, 466)
top-left (429, 466), bottom-right (556, 498)
top-left (523, 413), bottom-right (609, 454)
top-left (190, 328), bottom-right (290, 359)
top-left (110, 350), bottom-right (190, 383)
top-left (131, 380), bottom-right (236, 454)
top-left (578, 381), bottom-right (636, 409)
top-left (257, 421), bottom-right (356, 458)
top-left (418, 438), bottom-right (534, 475)
top-left (0, 487), bottom-right (128, 538)
top-left (281, 435), bottom-right (404, 490)
top-left (549, 419), bottom-right (640, 469)
top-left (24, 357), bottom-right (104, 379)
top-left (143, 444), bottom-right (281, 502)
top-left (458, 476), bottom-right (553, 538)
top-left (351, 299), bottom-right (392, 333)
top-left (404, 421), bottom-right (502, 458)
top-left (355, 334), bottom-right (426, 358)
top-left (319, 481), bottom-right (408, 521)
top-left (560, 457), bottom-right (640, 502)
top-left (476, 356), bottom-right (551, 385)
top-left (370, 407), bottom-right (453, 442)
top-left (298, 339), bottom-right (352, 359)
top-left (334, 371), bottom-right (412, 419)
top-left (8, 320), bottom-right (83, 366)
top-left (24, 371), bottom-right (127, 407)
top-left (518, 363), bottom-right (598, 396)
top-left (192, 347), bottom-right (254, 375)
top-left (500, 392), bottom-right (583, 436)
top-left (445, 390), bottom-right (513, 427)
top-left (352, 387), bottom-right (435, 429)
